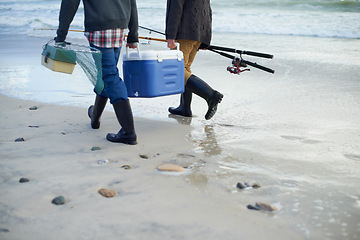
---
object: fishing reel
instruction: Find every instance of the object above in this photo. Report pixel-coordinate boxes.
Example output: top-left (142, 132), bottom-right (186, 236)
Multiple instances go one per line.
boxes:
top-left (207, 45), bottom-right (275, 75)
top-left (227, 57), bottom-right (250, 75)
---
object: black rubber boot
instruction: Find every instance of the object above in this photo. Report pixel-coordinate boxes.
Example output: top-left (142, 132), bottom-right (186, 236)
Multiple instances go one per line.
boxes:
top-left (88, 95), bottom-right (108, 129)
top-left (106, 100), bottom-right (137, 145)
top-left (186, 75), bottom-right (223, 120)
top-left (168, 88), bottom-right (193, 117)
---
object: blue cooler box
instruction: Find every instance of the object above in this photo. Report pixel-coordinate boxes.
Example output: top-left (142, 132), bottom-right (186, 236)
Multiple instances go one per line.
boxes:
top-left (122, 46), bottom-right (184, 98)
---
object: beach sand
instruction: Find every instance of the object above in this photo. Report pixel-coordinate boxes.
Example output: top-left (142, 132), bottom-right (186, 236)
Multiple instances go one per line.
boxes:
top-left (1, 33), bottom-right (360, 239)
top-left (0, 97), bottom-right (300, 240)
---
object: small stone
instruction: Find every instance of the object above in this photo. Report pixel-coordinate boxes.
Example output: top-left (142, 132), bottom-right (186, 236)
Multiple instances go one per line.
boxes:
top-left (28, 125), bottom-right (39, 128)
top-left (255, 202), bottom-right (277, 212)
top-left (157, 164), bottom-right (186, 172)
top-left (91, 146), bottom-right (101, 151)
top-left (98, 188), bottom-right (116, 198)
top-left (252, 183), bottom-right (261, 189)
top-left (139, 154), bottom-right (149, 159)
top-left (29, 106), bottom-right (38, 110)
top-left (236, 182), bottom-right (246, 189)
top-left (15, 138), bottom-right (25, 142)
top-left (0, 228), bottom-right (9, 232)
top-left (52, 196), bottom-right (65, 205)
top-left (177, 153), bottom-right (196, 158)
top-left (19, 178), bottom-right (29, 183)
top-left (247, 204), bottom-right (260, 210)
top-left (121, 165), bottom-right (131, 170)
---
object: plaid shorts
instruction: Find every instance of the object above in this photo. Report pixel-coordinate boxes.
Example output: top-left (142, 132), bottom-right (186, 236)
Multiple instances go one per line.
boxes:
top-left (84, 28), bottom-right (125, 48)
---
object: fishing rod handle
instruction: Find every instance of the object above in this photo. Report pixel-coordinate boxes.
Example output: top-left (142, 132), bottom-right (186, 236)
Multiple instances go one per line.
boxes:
top-left (242, 51), bottom-right (273, 59)
top-left (208, 45), bottom-right (273, 59)
top-left (242, 60), bottom-right (275, 74)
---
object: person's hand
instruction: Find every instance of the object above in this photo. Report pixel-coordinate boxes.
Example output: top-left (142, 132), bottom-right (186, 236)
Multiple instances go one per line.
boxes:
top-left (54, 36), bottom-right (67, 43)
top-left (126, 42), bottom-right (137, 49)
top-left (53, 37), bottom-right (70, 47)
top-left (167, 39), bottom-right (176, 49)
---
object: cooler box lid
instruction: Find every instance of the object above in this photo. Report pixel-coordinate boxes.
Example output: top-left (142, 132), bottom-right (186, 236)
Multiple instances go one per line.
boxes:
top-left (123, 44), bottom-right (183, 62)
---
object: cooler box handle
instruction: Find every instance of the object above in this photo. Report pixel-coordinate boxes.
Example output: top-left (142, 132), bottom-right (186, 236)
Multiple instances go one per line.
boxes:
top-left (126, 44), bottom-right (141, 60)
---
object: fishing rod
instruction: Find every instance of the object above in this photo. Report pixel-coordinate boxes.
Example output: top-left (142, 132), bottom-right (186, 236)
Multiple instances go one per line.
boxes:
top-left (34, 28), bottom-right (84, 33)
top-left (138, 25), bottom-right (166, 35)
top-left (33, 28), bottom-right (167, 43)
top-left (141, 24), bottom-right (273, 60)
top-left (207, 45), bottom-right (273, 59)
top-left (139, 25), bottom-right (275, 74)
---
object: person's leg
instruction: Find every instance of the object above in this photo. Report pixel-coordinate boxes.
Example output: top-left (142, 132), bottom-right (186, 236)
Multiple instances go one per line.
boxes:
top-left (184, 41), bottom-right (223, 120)
top-left (168, 88), bottom-right (193, 117)
top-left (169, 40), bottom-right (223, 120)
top-left (99, 47), bottom-right (128, 104)
top-left (178, 39), bottom-right (201, 83)
top-left (168, 40), bottom-right (201, 117)
top-left (87, 43), bottom-right (109, 129)
top-left (186, 75), bottom-right (223, 120)
top-left (91, 45), bottom-right (136, 144)
top-left (106, 99), bottom-right (137, 145)
top-left (88, 95), bottom-right (108, 129)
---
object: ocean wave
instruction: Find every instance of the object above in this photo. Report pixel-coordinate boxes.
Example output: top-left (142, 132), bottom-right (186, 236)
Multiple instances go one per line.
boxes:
top-left (212, 10), bottom-right (360, 39)
top-left (0, 0), bottom-right (359, 39)
top-left (212, 0), bottom-right (360, 13)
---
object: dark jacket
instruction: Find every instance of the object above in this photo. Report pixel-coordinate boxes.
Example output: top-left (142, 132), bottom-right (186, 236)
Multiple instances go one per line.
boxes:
top-left (166, 0), bottom-right (212, 46)
top-left (56, 0), bottom-right (138, 43)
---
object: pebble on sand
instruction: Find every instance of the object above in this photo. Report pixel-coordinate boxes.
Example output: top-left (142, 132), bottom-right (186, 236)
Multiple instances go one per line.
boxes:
top-left (52, 196), bottom-right (65, 205)
top-left (236, 182), bottom-right (247, 189)
top-left (91, 146), bottom-right (101, 151)
top-left (121, 165), bottom-right (131, 170)
top-left (15, 137), bottom-right (25, 142)
top-left (19, 178), bottom-right (29, 183)
top-left (139, 154), bottom-right (149, 159)
top-left (247, 202), bottom-right (277, 212)
top-left (237, 182), bottom-right (261, 190)
top-left (29, 106), bottom-right (38, 110)
top-left (157, 164), bottom-right (186, 172)
top-left (98, 188), bottom-right (116, 198)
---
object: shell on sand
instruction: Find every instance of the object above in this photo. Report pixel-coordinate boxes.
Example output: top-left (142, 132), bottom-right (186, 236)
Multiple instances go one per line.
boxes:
top-left (157, 164), bottom-right (185, 172)
top-left (98, 188), bottom-right (116, 198)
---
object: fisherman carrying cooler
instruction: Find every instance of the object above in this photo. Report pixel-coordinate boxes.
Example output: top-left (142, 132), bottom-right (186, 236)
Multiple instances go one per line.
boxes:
top-left (55, 0), bottom-right (139, 145)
